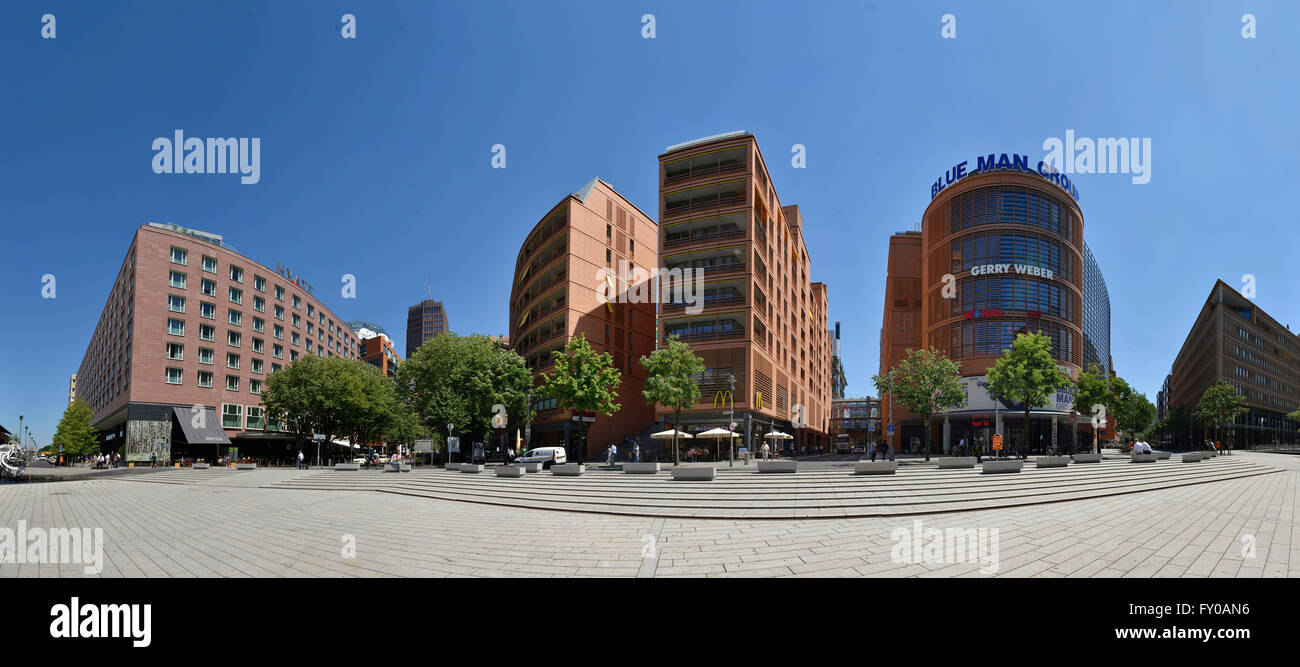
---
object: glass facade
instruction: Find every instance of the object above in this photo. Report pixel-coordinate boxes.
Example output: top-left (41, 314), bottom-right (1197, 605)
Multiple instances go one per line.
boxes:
top-left (950, 186), bottom-right (1074, 242)
top-left (1082, 242), bottom-right (1110, 372)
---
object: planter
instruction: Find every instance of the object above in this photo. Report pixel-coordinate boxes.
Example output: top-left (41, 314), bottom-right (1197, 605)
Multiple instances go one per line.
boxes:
top-left (854, 460), bottom-right (898, 475)
top-left (334, 463), bottom-right (360, 471)
top-left (458, 464), bottom-right (484, 473)
top-left (1156, 451), bottom-right (1172, 460)
top-left (982, 460), bottom-right (1023, 474)
top-left (937, 457), bottom-right (977, 469)
top-left (192, 463), bottom-right (210, 470)
top-left (1180, 453), bottom-right (1204, 463)
top-left (495, 465), bottom-right (525, 478)
top-left (235, 463), bottom-right (257, 470)
top-left (1035, 456), bottom-right (1070, 469)
top-left (757, 461), bottom-right (798, 474)
top-left (1072, 453), bottom-right (1102, 463)
top-left (1131, 453), bottom-right (1158, 463)
top-left (671, 466), bottom-right (716, 481)
top-left (551, 463), bottom-right (585, 476)
top-left (522, 462), bottom-right (544, 473)
top-left (623, 463), bottom-right (661, 474)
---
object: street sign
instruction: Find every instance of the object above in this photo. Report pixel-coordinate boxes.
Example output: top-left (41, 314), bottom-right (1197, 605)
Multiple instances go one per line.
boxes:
top-left (413, 439), bottom-right (433, 453)
top-left (886, 424), bottom-right (895, 435)
top-left (447, 437), bottom-right (460, 453)
top-left (869, 423), bottom-right (876, 432)
top-left (992, 433), bottom-right (1003, 450)
top-left (571, 416), bottom-right (596, 423)
top-left (312, 433), bottom-right (326, 441)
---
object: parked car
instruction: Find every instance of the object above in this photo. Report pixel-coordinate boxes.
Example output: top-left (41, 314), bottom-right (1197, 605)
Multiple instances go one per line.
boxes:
top-left (515, 447), bottom-right (567, 469)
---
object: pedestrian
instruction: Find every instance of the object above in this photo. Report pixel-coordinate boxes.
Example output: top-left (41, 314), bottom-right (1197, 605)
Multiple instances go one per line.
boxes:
top-left (608, 442), bottom-right (617, 467)
top-left (297, 449), bottom-right (305, 470)
top-left (633, 442), bottom-right (641, 463)
top-left (760, 442), bottom-right (770, 461)
top-left (150, 452), bottom-right (157, 468)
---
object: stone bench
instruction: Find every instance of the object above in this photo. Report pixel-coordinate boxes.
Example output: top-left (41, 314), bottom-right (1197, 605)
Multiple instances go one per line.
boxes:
top-left (192, 463), bottom-right (210, 470)
top-left (1072, 453), bottom-right (1102, 463)
top-left (385, 462), bottom-right (412, 472)
top-left (671, 467), bottom-right (716, 481)
top-left (937, 457), bottom-right (977, 469)
top-left (334, 463), bottom-right (360, 471)
top-left (623, 463), bottom-right (661, 474)
top-left (854, 460), bottom-right (898, 475)
top-left (234, 463), bottom-right (257, 470)
top-left (982, 460), bottom-right (1023, 474)
top-left (521, 462), bottom-right (544, 473)
top-left (1131, 453), bottom-right (1158, 463)
top-left (1035, 456), bottom-right (1070, 468)
top-left (458, 463), bottom-right (484, 473)
top-left (1180, 452), bottom-right (1205, 463)
top-left (1156, 451), bottom-right (1171, 460)
top-left (757, 461), bottom-right (798, 473)
top-left (495, 465), bottom-right (525, 478)
top-left (551, 463), bottom-right (585, 476)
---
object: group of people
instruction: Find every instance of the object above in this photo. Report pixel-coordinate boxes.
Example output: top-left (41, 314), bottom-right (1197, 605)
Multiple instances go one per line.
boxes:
top-left (92, 452), bottom-right (122, 469)
top-left (604, 442), bottom-right (643, 467)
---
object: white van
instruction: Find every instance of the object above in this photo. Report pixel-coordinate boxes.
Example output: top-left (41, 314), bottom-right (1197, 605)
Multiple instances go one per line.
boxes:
top-left (516, 446), bottom-right (567, 468)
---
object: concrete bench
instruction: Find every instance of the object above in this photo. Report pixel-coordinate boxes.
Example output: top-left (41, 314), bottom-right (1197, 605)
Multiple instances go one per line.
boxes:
top-left (334, 463), bottom-right (360, 471)
top-left (623, 463), bottom-right (661, 474)
top-left (1180, 452), bottom-right (1205, 463)
top-left (234, 463), bottom-right (257, 470)
top-left (982, 460), bottom-right (1023, 474)
top-left (757, 461), bottom-right (798, 473)
top-left (937, 457), bottom-right (977, 469)
top-left (192, 463), bottom-right (210, 470)
top-left (1156, 451), bottom-right (1171, 460)
top-left (1072, 453), bottom-right (1102, 463)
top-left (1035, 456), bottom-right (1070, 469)
top-left (551, 463), bottom-right (585, 476)
top-left (671, 467), bottom-right (716, 481)
top-left (458, 463), bottom-right (484, 473)
top-left (521, 462), bottom-right (544, 473)
top-left (1131, 453), bottom-right (1158, 463)
top-left (385, 462), bottom-right (412, 472)
top-left (854, 461), bottom-right (898, 475)
top-left (495, 465), bottom-right (525, 478)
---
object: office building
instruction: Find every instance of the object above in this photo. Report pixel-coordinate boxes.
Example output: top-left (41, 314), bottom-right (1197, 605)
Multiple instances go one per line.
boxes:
top-left (406, 299), bottom-right (449, 359)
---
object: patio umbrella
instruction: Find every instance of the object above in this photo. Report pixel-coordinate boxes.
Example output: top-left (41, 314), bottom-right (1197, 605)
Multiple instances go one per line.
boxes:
top-left (650, 429), bottom-right (693, 439)
top-left (696, 427), bottom-right (738, 462)
top-left (763, 431), bottom-right (793, 439)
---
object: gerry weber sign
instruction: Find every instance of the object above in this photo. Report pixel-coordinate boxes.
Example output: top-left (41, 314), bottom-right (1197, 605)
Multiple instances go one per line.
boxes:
top-left (931, 152), bottom-right (1080, 202)
top-left (969, 263), bottom-right (1054, 280)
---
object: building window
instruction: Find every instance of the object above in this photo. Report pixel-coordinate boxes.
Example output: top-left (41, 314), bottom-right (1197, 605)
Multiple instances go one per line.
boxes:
top-left (166, 342), bottom-right (184, 360)
top-left (292, 295), bottom-right (300, 310)
top-left (251, 357), bottom-right (263, 374)
top-left (227, 331), bottom-right (241, 347)
top-left (227, 352), bottom-right (240, 369)
top-left (202, 255), bottom-right (217, 273)
top-left (290, 350), bottom-right (299, 362)
top-left (292, 332), bottom-right (300, 346)
top-left (229, 287), bottom-right (242, 305)
top-left (254, 275), bottom-right (266, 292)
top-left (201, 278), bottom-right (217, 296)
top-left (273, 344), bottom-right (283, 359)
top-left (307, 322), bottom-right (314, 335)
top-left (200, 302), bottom-right (215, 319)
top-left (246, 406), bottom-right (264, 428)
top-left (253, 295), bottom-right (265, 313)
top-left (198, 347), bottom-right (214, 364)
top-left (225, 375), bottom-right (240, 392)
top-left (197, 370), bottom-right (213, 388)
top-left (167, 318), bottom-right (185, 336)
top-left (292, 314), bottom-right (300, 327)
top-left (228, 310), bottom-right (242, 326)
top-left (274, 305), bottom-right (284, 320)
top-left (168, 295), bottom-right (185, 313)
top-left (252, 317), bottom-right (265, 333)
top-left (165, 367), bottom-right (183, 384)
top-left (170, 247), bottom-right (187, 266)
top-left (249, 379), bottom-right (262, 395)
top-left (274, 285), bottom-right (285, 300)
top-left (199, 324), bottom-right (215, 341)
top-left (229, 265), bottom-right (243, 283)
top-left (274, 325), bottom-right (284, 340)
top-left (307, 304), bottom-right (315, 318)
top-left (222, 403), bottom-right (242, 428)
top-left (169, 271), bottom-right (187, 289)
top-left (252, 338), bottom-right (264, 354)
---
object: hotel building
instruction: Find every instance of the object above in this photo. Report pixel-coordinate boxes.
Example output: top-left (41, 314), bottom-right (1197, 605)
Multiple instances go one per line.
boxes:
top-left (74, 223), bottom-right (362, 461)
top-left (508, 178), bottom-right (658, 460)
top-left (656, 132), bottom-right (832, 454)
top-left (1166, 280), bottom-right (1300, 446)
top-left (880, 155), bottom-right (1111, 454)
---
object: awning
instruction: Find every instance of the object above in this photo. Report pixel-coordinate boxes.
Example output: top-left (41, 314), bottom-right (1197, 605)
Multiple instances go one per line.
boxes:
top-left (172, 407), bottom-right (232, 445)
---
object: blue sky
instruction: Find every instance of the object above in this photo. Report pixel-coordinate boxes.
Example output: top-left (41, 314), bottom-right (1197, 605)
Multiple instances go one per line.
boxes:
top-left (3, 0), bottom-right (1298, 447)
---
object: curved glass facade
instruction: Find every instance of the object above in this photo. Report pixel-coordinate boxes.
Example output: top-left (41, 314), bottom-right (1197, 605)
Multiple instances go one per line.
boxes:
top-left (950, 275), bottom-right (1074, 321)
top-left (949, 230), bottom-right (1074, 281)
top-left (950, 186), bottom-right (1074, 242)
top-left (950, 319), bottom-right (1075, 362)
top-left (1082, 242), bottom-right (1111, 372)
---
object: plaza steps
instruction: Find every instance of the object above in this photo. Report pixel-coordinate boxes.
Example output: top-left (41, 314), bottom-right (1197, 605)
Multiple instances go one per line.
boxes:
top-left (261, 456), bottom-right (1280, 520)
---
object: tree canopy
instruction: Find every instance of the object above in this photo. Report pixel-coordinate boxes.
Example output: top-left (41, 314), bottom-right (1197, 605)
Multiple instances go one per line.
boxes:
top-left (54, 398), bottom-right (99, 456)
top-left (639, 333), bottom-right (706, 465)
top-left (538, 333), bottom-right (621, 461)
top-left (986, 332), bottom-right (1072, 455)
top-left (1195, 379), bottom-right (1248, 445)
top-left (396, 333), bottom-right (534, 445)
top-left (873, 347), bottom-right (964, 461)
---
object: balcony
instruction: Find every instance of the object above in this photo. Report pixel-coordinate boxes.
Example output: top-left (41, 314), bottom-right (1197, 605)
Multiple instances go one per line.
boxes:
top-left (663, 146), bottom-right (748, 186)
top-left (663, 180), bottom-right (747, 220)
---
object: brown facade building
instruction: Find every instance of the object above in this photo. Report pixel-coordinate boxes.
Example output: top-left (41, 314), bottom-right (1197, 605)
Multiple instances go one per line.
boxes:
top-left (1167, 280), bottom-right (1300, 446)
top-left (881, 156), bottom-right (1108, 455)
top-left (75, 223), bottom-right (362, 462)
top-left (508, 178), bottom-right (659, 460)
top-left (656, 132), bottom-right (832, 455)
top-left (406, 299), bottom-right (449, 359)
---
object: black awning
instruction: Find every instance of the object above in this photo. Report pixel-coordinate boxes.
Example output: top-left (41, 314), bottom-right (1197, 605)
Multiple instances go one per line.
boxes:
top-left (172, 407), bottom-right (231, 445)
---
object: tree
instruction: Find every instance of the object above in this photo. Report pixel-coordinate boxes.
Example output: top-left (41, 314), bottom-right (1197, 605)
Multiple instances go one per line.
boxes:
top-left (639, 334), bottom-right (706, 465)
top-left (54, 398), bottom-right (99, 458)
top-left (1072, 363), bottom-right (1113, 451)
top-left (872, 348), bottom-right (964, 461)
top-left (539, 333), bottom-right (621, 464)
top-left (985, 332), bottom-right (1072, 457)
top-left (1287, 406), bottom-right (1300, 434)
top-left (1195, 379), bottom-right (1248, 449)
top-left (263, 354), bottom-right (328, 464)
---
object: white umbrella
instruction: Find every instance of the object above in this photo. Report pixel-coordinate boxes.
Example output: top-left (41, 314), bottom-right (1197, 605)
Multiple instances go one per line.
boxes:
top-left (697, 427), bottom-right (738, 438)
top-left (764, 431), bottom-right (793, 439)
top-left (650, 429), bottom-right (693, 439)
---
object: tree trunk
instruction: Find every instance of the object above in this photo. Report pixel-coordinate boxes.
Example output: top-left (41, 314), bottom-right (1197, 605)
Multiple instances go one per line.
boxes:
top-left (1023, 408), bottom-right (1031, 459)
top-left (923, 414), bottom-right (930, 461)
top-left (673, 407), bottom-right (682, 466)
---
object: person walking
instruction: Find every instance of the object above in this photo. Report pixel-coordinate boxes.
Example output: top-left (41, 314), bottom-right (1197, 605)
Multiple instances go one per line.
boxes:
top-left (297, 449), bottom-right (305, 470)
top-left (760, 442), bottom-right (770, 461)
top-left (607, 443), bottom-right (617, 468)
top-left (632, 442), bottom-right (640, 463)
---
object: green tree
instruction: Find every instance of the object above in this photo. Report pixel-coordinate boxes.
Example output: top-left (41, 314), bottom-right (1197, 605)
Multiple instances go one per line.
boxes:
top-left (1287, 406), bottom-right (1300, 433)
top-left (262, 354), bottom-right (328, 463)
top-left (539, 333), bottom-right (621, 464)
top-left (1195, 379), bottom-right (1248, 449)
top-left (1072, 363), bottom-right (1113, 450)
top-left (54, 398), bottom-right (99, 458)
top-left (873, 347), bottom-right (965, 461)
top-left (986, 332), bottom-right (1072, 456)
top-left (639, 334), bottom-right (706, 466)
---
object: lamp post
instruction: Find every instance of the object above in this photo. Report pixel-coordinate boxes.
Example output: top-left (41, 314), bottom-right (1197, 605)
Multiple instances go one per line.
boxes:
top-left (446, 422), bottom-right (454, 467)
top-left (18, 415), bottom-right (23, 450)
top-left (726, 374), bottom-right (736, 467)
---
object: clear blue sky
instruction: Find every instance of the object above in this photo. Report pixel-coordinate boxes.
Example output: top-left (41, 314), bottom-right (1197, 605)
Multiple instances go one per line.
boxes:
top-left (3, 0), bottom-right (1298, 448)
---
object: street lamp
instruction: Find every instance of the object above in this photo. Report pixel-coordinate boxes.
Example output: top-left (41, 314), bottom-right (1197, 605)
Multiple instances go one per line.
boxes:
top-left (726, 374), bottom-right (736, 467)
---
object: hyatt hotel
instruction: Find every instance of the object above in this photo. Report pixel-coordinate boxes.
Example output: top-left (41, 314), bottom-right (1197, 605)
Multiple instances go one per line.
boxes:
top-left (74, 223), bottom-right (362, 462)
top-left (880, 154), bottom-right (1111, 454)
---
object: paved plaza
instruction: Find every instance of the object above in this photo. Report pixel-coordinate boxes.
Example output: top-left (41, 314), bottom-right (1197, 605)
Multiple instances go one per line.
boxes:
top-left (0, 452), bottom-right (1296, 578)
